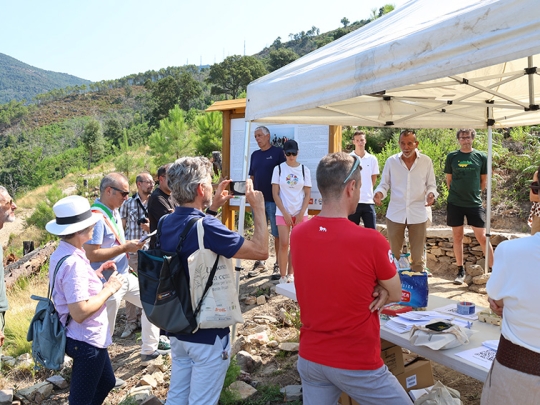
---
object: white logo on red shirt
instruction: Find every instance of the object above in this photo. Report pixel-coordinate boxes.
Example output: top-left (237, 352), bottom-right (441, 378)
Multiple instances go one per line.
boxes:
top-left (319, 226), bottom-right (327, 232)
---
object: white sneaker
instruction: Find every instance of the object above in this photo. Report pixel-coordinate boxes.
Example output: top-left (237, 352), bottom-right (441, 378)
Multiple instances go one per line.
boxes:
top-left (287, 274), bottom-right (294, 283)
top-left (279, 276), bottom-right (287, 284)
top-left (120, 322), bottom-right (137, 338)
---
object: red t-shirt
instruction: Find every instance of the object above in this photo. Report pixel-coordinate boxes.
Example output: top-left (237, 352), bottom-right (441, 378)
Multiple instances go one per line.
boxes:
top-left (290, 216), bottom-right (396, 370)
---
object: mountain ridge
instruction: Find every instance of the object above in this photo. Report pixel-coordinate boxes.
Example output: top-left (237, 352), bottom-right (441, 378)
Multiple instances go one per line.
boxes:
top-left (0, 52), bottom-right (91, 104)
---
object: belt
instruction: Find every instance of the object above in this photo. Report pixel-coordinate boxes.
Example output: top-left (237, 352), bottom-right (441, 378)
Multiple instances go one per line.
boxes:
top-left (496, 335), bottom-right (540, 377)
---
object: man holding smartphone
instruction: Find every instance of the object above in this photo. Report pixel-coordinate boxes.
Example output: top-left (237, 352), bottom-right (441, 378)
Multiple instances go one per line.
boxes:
top-left (119, 172), bottom-right (153, 338)
top-left (249, 126), bottom-right (285, 279)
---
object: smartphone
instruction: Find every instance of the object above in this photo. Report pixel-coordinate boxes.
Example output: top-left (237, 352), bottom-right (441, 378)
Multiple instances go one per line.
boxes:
top-left (425, 321), bottom-right (453, 332)
top-left (101, 269), bottom-right (115, 281)
top-left (230, 181), bottom-right (247, 196)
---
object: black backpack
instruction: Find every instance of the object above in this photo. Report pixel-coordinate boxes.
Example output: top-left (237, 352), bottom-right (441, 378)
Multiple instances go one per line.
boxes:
top-left (137, 216), bottom-right (219, 334)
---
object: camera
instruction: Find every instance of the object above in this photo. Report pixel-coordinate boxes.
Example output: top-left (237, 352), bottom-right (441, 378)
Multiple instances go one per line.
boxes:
top-left (137, 216), bottom-right (149, 225)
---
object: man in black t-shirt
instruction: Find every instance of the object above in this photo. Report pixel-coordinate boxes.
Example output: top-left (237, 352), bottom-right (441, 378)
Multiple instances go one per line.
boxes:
top-left (147, 164), bottom-right (178, 249)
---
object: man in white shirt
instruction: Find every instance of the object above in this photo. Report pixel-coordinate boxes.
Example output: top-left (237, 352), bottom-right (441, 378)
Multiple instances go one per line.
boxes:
top-left (374, 130), bottom-right (438, 272)
top-left (348, 131), bottom-right (379, 229)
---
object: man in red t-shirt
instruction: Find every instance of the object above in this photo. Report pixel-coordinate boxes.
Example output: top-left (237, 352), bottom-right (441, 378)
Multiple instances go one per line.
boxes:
top-left (290, 152), bottom-right (410, 405)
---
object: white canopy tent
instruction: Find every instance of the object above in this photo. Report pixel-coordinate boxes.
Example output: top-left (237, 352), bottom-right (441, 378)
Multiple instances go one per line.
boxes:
top-left (244, 0), bottom-right (540, 273)
top-left (245, 0), bottom-right (540, 128)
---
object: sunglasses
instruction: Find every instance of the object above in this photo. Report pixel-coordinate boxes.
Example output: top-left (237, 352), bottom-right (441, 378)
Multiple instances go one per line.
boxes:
top-left (110, 186), bottom-right (130, 197)
top-left (343, 157), bottom-right (361, 184)
top-left (285, 152), bottom-right (298, 157)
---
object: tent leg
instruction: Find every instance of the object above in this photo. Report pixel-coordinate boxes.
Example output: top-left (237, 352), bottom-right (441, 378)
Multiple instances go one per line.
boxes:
top-left (528, 56), bottom-right (535, 107)
top-left (484, 110), bottom-right (493, 275)
top-left (231, 121), bottom-right (252, 344)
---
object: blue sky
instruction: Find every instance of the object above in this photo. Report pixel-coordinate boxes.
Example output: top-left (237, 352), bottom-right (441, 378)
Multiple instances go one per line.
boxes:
top-left (1, 0), bottom-right (408, 82)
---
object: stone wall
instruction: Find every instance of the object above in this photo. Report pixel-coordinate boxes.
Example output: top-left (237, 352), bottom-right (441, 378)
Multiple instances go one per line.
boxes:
top-left (378, 225), bottom-right (526, 273)
top-left (422, 227), bottom-right (526, 275)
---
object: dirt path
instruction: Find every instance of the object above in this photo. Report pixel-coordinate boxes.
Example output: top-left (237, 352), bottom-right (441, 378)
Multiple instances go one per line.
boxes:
top-left (0, 208), bottom-right (31, 248)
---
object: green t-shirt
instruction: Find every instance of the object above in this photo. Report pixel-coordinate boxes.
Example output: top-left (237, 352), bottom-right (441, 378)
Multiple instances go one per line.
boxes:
top-left (445, 149), bottom-right (487, 207)
top-left (0, 247), bottom-right (8, 313)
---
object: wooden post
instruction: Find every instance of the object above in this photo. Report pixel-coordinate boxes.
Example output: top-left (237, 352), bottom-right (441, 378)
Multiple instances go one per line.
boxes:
top-left (23, 241), bottom-right (35, 256)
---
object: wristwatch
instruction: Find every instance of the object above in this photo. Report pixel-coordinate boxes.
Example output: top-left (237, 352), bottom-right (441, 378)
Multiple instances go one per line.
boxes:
top-left (206, 208), bottom-right (218, 216)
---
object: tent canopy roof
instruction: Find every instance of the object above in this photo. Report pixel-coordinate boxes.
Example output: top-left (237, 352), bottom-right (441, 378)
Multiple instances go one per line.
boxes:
top-left (245, 0), bottom-right (540, 128)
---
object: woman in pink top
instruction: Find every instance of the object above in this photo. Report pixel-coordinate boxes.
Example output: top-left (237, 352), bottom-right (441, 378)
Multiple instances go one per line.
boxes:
top-left (46, 196), bottom-right (124, 405)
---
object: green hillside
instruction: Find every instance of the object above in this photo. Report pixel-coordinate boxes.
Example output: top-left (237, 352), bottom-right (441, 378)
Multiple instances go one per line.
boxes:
top-left (0, 53), bottom-right (91, 104)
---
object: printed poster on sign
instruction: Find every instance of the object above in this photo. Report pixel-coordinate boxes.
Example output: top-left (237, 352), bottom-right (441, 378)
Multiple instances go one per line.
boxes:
top-left (229, 119), bottom-right (329, 210)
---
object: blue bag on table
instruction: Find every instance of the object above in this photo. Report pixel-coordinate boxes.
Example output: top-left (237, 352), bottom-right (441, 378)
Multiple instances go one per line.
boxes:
top-left (398, 270), bottom-right (429, 307)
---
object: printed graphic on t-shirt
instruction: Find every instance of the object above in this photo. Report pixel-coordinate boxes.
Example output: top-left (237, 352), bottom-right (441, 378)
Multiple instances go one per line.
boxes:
top-left (458, 159), bottom-right (473, 168)
top-left (285, 173), bottom-right (299, 187)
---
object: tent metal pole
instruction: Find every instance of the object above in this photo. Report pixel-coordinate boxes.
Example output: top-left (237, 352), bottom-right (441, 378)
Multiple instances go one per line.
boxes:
top-left (484, 108), bottom-right (493, 275)
top-left (528, 56), bottom-right (535, 106)
top-left (231, 120), bottom-right (251, 343)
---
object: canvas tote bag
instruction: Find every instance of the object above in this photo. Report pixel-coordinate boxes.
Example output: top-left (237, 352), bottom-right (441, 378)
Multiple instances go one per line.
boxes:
top-left (188, 219), bottom-right (243, 329)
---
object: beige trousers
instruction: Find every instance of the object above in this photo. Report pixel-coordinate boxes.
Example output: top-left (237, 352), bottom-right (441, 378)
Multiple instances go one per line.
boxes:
top-left (386, 218), bottom-right (427, 272)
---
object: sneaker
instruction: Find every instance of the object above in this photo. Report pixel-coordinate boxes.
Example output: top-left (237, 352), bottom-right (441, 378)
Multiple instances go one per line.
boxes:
top-left (252, 260), bottom-right (266, 271)
top-left (158, 338), bottom-right (171, 351)
top-left (114, 377), bottom-right (126, 389)
top-left (271, 263), bottom-right (281, 280)
top-left (279, 276), bottom-right (287, 284)
top-left (141, 351), bottom-right (162, 365)
top-left (120, 322), bottom-right (138, 338)
top-left (287, 274), bottom-right (294, 283)
top-left (454, 268), bottom-right (466, 285)
top-left (424, 268), bottom-right (433, 278)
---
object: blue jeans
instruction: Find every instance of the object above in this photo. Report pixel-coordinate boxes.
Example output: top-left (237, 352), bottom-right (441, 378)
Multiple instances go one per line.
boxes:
top-left (166, 335), bottom-right (231, 405)
top-left (297, 356), bottom-right (410, 405)
top-left (65, 337), bottom-right (116, 405)
top-left (348, 203), bottom-right (376, 229)
top-left (252, 201), bottom-right (279, 237)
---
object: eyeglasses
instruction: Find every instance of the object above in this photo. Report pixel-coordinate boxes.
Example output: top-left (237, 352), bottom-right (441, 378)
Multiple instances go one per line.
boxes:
top-left (285, 152), bottom-right (298, 157)
top-left (343, 158), bottom-right (361, 184)
top-left (110, 186), bottom-right (130, 197)
top-left (141, 180), bottom-right (155, 184)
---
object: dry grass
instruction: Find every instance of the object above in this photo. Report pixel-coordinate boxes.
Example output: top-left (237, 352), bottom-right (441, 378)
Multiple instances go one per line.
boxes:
top-left (4, 267), bottom-right (49, 358)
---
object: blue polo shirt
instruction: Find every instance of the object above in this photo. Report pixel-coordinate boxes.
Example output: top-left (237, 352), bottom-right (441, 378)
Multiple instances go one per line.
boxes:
top-left (159, 207), bottom-right (244, 344)
top-left (249, 146), bottom-right (285, 202)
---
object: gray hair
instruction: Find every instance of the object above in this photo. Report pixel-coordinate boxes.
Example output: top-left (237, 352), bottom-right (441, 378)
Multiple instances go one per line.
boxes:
top-left (99, 172), bottom-right (128, 194)
top-left (0, 186), bottom-right (8, 201)
top-left (316, 152), bottom-right (361, 200)
top-left (255, 126), bottom-right (270, 136)
top-left (167, 157), bottom-right (213, 205)
top-left (456, 128), bottom-right (476, 139)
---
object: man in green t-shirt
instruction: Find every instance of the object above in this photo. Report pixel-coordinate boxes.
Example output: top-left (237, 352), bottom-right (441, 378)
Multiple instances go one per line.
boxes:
top-left (444, 129), bottom-right (493, 285)
top-left (0, 186), bottom-right (16, 359)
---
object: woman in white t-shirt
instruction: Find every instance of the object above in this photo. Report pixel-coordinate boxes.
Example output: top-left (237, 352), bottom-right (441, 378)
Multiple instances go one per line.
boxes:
top-left (272, 139), bottom-right (312, 284)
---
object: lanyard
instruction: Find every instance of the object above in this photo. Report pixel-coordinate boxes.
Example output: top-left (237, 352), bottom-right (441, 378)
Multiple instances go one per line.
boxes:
top-left (91, 202), bottom-right (126, 244)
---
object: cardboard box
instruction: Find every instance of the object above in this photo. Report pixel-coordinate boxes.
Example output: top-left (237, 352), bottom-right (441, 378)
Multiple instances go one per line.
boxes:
top-left (395, 358), bottom-right (434, 392)
top-left (339, 353), bottom-right (434, 404)
top-left (381, 345), bottom-right (405, 376)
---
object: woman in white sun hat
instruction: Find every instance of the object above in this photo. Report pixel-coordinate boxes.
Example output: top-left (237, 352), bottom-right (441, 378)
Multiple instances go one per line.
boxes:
top-left (46, 195), bottom-right (124, 405)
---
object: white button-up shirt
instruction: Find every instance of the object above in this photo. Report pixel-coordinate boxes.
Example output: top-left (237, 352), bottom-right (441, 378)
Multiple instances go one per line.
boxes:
top-left (374, 150), bottom-right (438, 224)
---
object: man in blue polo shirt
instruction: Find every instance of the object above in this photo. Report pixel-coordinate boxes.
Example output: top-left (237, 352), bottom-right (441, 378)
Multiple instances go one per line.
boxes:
top-left (160, 156), bottom-right (268, 404)
top-left (249, 125), bottom-right (285, 278)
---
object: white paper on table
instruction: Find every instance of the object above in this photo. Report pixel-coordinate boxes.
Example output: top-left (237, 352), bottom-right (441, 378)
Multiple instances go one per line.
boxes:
top-left (433, 304), bottom-right (479, 320)
top-left (398, 311), bottom-right (453, 321)
top-left (455, 346), bottom-right (496, 369)
top-left (384, 319), bottom-right (413, 333)
top-left (482, 340), bottom-right (499, 351)
top-left (384, 317), bottom-right (434, 334)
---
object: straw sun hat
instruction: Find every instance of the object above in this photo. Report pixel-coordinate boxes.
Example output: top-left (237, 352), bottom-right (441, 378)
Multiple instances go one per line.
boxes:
top-left (46, 195), bottom-right (101, 236)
